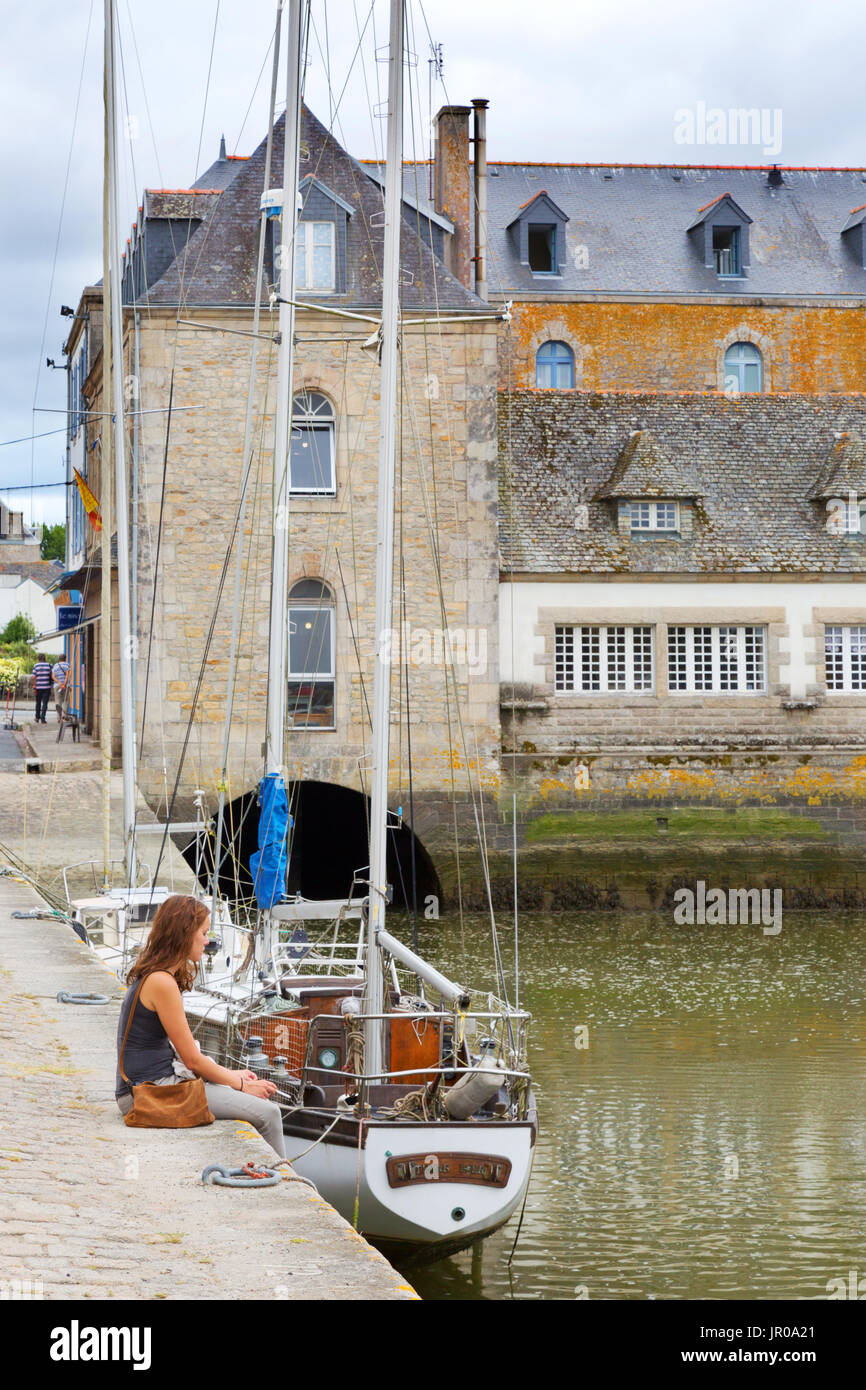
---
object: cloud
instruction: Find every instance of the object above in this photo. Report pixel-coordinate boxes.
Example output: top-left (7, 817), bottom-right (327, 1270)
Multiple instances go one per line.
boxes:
top-left (3, 0), bottom-right (866, 525)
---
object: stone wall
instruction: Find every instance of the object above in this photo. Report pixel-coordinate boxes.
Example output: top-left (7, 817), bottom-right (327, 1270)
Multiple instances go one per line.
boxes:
top-left (133, 308), bottom-right (500, 822)
top-left (498, 299), bottom-right (866, 393)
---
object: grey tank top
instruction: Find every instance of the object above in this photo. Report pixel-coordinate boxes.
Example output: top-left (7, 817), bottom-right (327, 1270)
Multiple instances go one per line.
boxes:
top-left (115, 980), bottom-right (176, 1098)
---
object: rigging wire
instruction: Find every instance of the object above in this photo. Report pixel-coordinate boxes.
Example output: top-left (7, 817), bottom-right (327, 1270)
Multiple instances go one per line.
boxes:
top-left (210, 0), bottom-right (284, 908)
top-left (28, 0), bottom-right (95, 521)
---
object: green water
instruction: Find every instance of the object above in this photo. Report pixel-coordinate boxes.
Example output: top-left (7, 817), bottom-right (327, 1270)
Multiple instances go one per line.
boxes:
top-left (399, 910), bottom-right (866, 1301)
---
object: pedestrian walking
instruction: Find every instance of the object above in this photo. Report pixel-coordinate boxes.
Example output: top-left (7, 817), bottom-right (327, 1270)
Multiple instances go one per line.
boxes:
top-left (32, 654), bottom-right (52, 724)
top-left (52, 656), bottom-right (70, 722)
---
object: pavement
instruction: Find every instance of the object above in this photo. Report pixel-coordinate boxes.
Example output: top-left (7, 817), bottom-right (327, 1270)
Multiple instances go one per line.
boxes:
top-left (0, 726), bottom-right (22, 763)
top-left (14, 714), bottom-right (102, 774)
top-left (0, 875), bottom-right (418, 1302)
top-left (0, 758), bottom-right (198, 909)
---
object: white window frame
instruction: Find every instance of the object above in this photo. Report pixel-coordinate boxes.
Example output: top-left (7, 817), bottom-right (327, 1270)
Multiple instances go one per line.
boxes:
top-left (289, 392), bottom-right (336, 496)
top-left (295, 220), bottom-right (336, 293)
top-left (825, 625), bottom-right (866, 692)
top-left (555, 625), bottom-right (655, 694)
top-left (667, 625), bottom-right (766, 694)
top-left (628, 500), bottom-right (679, 532)
top-left (288, 600), bottom-right (335, 729)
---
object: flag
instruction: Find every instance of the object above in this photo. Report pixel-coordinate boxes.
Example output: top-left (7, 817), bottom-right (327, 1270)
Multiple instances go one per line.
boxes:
top-left (73, 468), bottom-right (101, 531)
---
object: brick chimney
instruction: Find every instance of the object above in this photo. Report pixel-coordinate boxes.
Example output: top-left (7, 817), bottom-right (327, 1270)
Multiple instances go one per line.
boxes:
top-left (434, 105), bottom-right (472, 288)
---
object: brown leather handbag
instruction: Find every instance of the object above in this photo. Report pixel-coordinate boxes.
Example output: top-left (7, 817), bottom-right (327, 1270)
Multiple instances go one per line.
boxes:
top-left (119, 979), bottom-right (214, 1128)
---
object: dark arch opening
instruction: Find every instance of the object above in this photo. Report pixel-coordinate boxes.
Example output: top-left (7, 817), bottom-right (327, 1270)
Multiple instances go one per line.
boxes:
top-left (181, 779), bottom-right (441, 924)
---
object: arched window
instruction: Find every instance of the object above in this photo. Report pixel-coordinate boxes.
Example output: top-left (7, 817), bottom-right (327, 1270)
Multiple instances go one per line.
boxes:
top-left (290, 391), bottom-right (336, 495)
top-left (536, 341), bottom-right (574, 389)
top-left (288, 579), bottom-right (335, 728)
top-left (724, 342), bottom-right (762, 394)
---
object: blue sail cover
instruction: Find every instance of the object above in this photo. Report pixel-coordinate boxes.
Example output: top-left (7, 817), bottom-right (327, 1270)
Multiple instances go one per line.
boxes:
top-left (250, 773), bottom-right (289, 910)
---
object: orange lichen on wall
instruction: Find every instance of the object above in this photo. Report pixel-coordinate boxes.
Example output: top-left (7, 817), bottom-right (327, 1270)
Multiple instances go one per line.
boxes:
top-left (499, 302), bottom-right (866, 394)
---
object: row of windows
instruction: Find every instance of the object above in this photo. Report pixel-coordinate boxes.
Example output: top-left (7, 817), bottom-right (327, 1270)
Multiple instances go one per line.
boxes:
top-left (286, 614), bottom-right (866, 733)
top-left (554, 624), bottom-right (866, 695)
top-left (535, 340), bottom-right (763, 391)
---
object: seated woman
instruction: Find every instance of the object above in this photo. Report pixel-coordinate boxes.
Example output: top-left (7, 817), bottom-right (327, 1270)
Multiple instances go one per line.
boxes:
top-left (115, 893), bottom-right (286, 1160)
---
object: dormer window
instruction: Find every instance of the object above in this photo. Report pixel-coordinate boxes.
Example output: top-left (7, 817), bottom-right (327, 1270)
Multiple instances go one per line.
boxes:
top-left (507, 190), bottom-right (569, 277)
top-left (593, 429), bottom-right (701, 528)
top-left (287, 176), bottom-right (354, 296)
top-left (841, 206), bottom-right (866, 269)
top-left (528, 224), bottom-right (556, 273)
top-left (687, 193), bottom-right (752, 279)
top-left (628, 501), bottom-right (678, 532)
top-left (296, 221), bottom-right (335, 292)
top-left (713, 226), bottom-right (740, 277)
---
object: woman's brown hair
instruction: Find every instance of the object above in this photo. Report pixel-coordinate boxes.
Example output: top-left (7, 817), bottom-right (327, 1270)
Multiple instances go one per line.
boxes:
top-left (126, 894), bottom-right (209, 992)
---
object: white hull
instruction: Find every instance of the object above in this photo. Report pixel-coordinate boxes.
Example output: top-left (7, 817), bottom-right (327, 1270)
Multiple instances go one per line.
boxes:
top-left (285, 1119), bottom-right (534, 1251)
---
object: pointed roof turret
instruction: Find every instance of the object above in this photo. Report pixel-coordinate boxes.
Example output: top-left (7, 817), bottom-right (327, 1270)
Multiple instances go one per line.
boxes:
top-left (809, 431), bottom-right (866, 500)
top-left (594, 428), bottom-right (702, 500)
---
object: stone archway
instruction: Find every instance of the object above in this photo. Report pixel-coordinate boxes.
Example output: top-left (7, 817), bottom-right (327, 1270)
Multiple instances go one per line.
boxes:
top-left (182, 779), bottom-right (441, 921)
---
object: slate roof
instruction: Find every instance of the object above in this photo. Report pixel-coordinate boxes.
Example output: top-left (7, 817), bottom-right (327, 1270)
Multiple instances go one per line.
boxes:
top-left (142, 107), bottom-right (484, 312)
top-left (594, 429), bottom-right (702, 499)
top-left (499, 391), bottom-right (866, 574)
top-left (476, 164), bottom-right (866, 297)
top-left (0, 560), bottom-right (64, 590)
top-left (192, 138), bottom-right (249, 192)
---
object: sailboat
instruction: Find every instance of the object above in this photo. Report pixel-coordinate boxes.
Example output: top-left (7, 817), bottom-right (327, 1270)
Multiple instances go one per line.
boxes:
top-left (63, 0), bottom-right (535, 1258)
top-left (180, 0), bottom-right (536, 1257)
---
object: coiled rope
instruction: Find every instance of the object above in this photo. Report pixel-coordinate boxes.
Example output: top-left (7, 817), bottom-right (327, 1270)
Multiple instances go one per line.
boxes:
top-left (56, 990), bottom-right (111, 1005)
top-left (202, 1161), bottom-right (281, 1188)
top-left (202, 1159), bottom-right (318, 1191)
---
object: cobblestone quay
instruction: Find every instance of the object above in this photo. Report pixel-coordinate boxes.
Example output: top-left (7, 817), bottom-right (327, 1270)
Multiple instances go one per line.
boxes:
top-left (0, 876), bottom-right (417, 1302)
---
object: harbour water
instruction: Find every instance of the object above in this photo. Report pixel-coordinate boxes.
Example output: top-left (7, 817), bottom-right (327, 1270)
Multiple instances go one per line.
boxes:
top-left (399, 910), bottom-right (866, 1300)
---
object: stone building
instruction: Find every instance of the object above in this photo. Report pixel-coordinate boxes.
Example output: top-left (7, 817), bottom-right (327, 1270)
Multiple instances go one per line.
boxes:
top-left (59, 96), bottom-right (866, 897)
top-left (61, 107), bottom-right (500, 898)
top-left (499, 392), bottom-right (866, 800)
top-left (418, 111), bottom-right (866, 807)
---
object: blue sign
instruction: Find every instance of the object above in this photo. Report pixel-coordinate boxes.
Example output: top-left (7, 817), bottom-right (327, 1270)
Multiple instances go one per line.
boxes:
top-left (57, 606), bottom-right (83, 632)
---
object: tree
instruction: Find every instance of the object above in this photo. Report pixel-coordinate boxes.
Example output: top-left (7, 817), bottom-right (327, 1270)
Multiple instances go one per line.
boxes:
top-left (41, 523), bottom-right (66, 562)
top-left (0, 613), bottom-right (37, 645)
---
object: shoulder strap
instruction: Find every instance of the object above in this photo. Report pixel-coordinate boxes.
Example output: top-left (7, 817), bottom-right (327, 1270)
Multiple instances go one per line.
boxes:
top-left (118, 978), bottom-right (146, 1085)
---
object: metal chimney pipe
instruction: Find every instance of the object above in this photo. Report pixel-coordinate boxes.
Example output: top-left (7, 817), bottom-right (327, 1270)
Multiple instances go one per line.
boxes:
top-left (472, 98), bottom-right (489, 301)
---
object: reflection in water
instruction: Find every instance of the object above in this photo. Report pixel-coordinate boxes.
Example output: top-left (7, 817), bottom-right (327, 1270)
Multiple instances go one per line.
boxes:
top-left (397, 911), bottom-right (866, 1301)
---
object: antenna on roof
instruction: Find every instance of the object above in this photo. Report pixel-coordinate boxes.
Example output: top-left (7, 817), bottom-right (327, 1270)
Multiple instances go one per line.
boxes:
top-left (427, 43), bottom-right (444, 198)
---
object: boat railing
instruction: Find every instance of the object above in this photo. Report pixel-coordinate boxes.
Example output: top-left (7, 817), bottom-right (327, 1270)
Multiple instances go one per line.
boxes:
top-left (62, 857), bottom-right (154, 906)
top-left (294, 1006), bottom-right (530, 1098)
top-left (334, 1064), bottom-right (533, 1083)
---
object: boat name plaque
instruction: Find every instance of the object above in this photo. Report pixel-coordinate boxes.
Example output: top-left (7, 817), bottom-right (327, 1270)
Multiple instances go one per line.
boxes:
top-left (385, 1152), bottom-right (512, 1188)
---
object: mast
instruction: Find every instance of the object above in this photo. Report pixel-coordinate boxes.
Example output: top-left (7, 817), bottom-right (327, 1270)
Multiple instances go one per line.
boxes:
top-left (210, 0), bottom-right (283, 915)
top-left (364, 0), bottom-right (404, 1080)
top-left (265, 0), bottom-right (304, 779)
top-left (99, 6), bottom-right (113, 888)
top-left (251, 0), bottom-right (304, 946)
top-left (105, 0), bottom-right (137, 887)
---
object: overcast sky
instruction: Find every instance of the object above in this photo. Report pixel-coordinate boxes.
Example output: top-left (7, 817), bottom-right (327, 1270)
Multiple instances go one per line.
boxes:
top-left (3, 0), bottom-right (864, 528)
